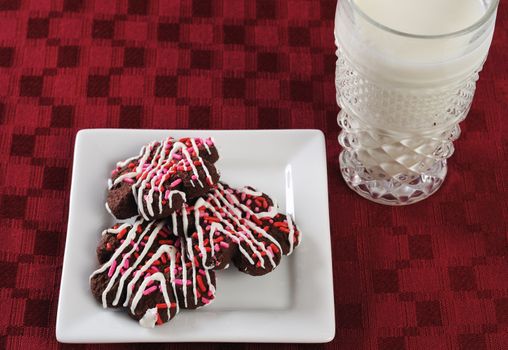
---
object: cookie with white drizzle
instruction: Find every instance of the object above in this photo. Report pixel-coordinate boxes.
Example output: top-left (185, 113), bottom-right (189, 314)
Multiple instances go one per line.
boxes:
top-left (90, 218), bottom-right (217, 328)
top-left (172, 182), bottom-right (302, 276)
top-left (106, 136), bottom-right (220, 221)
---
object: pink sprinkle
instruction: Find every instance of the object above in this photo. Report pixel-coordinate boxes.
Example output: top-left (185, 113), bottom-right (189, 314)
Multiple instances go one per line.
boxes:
top-left (123, 259), bottom-right (129, 269)
top-left (151, 266), bottom-right (160, 272)
top-left (111, 169), bottom-right (118, 177)
top-left (206, 139), bottom-right (213, 146)
top-left (241, 193), bottom-right (246, 201)
top-left (123, 177), bottom-right (134, 184)
top-left (198, 269), bottom-right (205, 275)
top-left (108, 260), bottom-right (117, 277)
top-left (164, 190), bottom-right (171, 200)
top-left (140, 241), bottom-right (146, 246)
top-left (143, 195), bottom-right (148, 201)
top-left (214, 244), bottom-right (220, 252)
top-left (208, 290), bottom-right (213, 297)
top-left (143, 286), bottom-right (157, 295)
top-left (254, 207), bottom-right (260, 212)
top-left (173, 153), bottom-right (182, 160)
top-left (174, 279), bottom-right (183, 285)
top-left (186, 280), bottom-right (192, 286)
top-left (246, 212), bottom-right (251, 219)
top-left (201, 297), bottom-right (210, 304)
top-left (170, 178), bottom-right (182, 188)
top-left (205, 225), bottom-right (211, 231)
top-left (246, 199), bottom-right (252, 206)
top-left (220, 242), bottom-right (230, 249)
top-left (145, 273), bottom-right (151, 278)
top-left (178, 266), bottom-right (183, 272)
top-left (146, 279), bottom-right (154, 287)
top-left (191, 175), bottom-right (198, 180)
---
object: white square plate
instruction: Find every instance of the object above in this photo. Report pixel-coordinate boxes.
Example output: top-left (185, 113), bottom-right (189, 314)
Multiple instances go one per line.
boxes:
top-left (56, 129), bottom-right (335, 343)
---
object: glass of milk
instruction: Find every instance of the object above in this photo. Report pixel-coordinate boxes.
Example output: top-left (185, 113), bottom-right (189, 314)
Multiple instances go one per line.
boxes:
top-left (335, 0), bottom-right (499, 205)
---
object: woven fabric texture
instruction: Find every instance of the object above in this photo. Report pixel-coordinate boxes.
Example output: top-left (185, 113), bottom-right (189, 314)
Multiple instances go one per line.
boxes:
top-left (0, 1), bottom-right (507, 349)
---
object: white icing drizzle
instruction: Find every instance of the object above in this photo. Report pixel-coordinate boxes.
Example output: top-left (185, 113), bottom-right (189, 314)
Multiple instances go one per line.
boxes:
top-left (176, 183), bottom-right (298, 273)
top-left (110, 137), bottom-right (216, 220)
top-left (139, 307), bottom-right (158, 328)
top-left (131, 272), bottom-right (173, 327)
top-left (91, 216), bottom-right (216, 326)
top-left (117, 222), bottom-right (164, 306)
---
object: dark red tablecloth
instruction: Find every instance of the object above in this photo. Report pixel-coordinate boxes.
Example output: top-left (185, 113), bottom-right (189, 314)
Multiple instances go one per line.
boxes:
top-left (1, 1), bottom-right (507, 349)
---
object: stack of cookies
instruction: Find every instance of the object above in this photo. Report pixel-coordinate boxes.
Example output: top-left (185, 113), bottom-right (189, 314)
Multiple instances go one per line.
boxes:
top-left (90, 136), bottom-right (301, 328)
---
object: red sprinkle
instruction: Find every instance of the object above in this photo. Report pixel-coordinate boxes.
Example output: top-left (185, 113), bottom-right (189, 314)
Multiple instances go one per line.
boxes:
top-left (159, 240), bottom-right (173, 245)
top-left (117, 228), bottom-right (127, 240)
top-left (204, 216), bottom-right (220, 223)
top-left (251, 216), bottom-right (262, 226)
top-left (196, 275), bottom-right (207, 292)
top-left (106, 243), bottom-right (112, 251)
top-left (270, 244), bottom-right (280, 254)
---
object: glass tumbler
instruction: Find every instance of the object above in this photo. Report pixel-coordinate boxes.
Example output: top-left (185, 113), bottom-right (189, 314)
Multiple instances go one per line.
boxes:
top-left (334, 0), bottom-right (499, 205)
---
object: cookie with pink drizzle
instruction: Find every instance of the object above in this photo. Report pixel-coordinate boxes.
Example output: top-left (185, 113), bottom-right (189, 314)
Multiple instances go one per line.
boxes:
top-left (172, 183), bottom-right (302, 276)
top-left (90, 218), bottom-right (216, 328)
top-left (106, 137), bottom-right (220, 221)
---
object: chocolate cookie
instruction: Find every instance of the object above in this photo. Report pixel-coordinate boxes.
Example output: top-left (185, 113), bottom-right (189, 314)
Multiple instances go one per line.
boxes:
top-left (90, 218), bottom-right (216, 328)
top-left (171, 183), bottom-right (302, 276)
top-left (106, 137), bottom-right (220, 221)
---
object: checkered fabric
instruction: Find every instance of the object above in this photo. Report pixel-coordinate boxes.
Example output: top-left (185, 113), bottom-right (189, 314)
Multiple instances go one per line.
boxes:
top-left (0, 0), bottom-right (507, 349)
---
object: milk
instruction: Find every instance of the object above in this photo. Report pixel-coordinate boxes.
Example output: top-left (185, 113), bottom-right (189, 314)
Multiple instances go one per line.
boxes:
top-left (334, 0), bottom-right (499, 202)
top-left (335, 0), bottom-right (495, 89)
top-left (354, 0), bottom-right (485, 36)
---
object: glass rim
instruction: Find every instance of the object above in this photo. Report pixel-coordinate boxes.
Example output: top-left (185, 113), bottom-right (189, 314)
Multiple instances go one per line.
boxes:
top-left (348, 0), bottom-right (500, 39)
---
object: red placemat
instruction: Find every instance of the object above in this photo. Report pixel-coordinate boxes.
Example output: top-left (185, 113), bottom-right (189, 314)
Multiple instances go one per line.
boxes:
top-left (0, 1), bottom-right (507, 349)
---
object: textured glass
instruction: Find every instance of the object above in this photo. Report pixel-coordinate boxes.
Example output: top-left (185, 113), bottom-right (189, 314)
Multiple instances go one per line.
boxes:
top-left (336, 47), bottom-right (481, 205)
